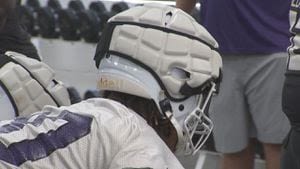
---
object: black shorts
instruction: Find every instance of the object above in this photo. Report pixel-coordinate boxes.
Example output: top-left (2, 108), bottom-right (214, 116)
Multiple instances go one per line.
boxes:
top-left (282, 73), bottom-right (300, 125)
top-left (281, 129), bottom-right (300, 169)
top-left (281, 72), bottom-right (300, 169)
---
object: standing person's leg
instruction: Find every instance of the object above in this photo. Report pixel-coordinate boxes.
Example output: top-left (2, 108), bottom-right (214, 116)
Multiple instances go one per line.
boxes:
top-left (245, 53), bottom-right (290, 169)
top-left (281, 72), bottom-right (300, 169)
top-left (221, 139), bottom-right (255, 169)
top-left (281, 132), bottom-right (296, 169)
top-left (280, 130), bottom-right (300, 169)
top-left (263, 143), bottom-right (281, 169)
top-left (209, 55), bottom-right (255, 169)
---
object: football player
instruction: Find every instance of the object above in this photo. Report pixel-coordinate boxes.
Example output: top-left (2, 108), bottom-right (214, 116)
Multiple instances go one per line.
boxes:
top-left (0, 4), bottom-right (222, 169)
top-left (281, 0), bottom-right (300, 168)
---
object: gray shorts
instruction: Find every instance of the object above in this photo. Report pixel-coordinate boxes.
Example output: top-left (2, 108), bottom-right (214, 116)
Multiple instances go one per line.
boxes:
top-left (209, 53), bottom-right (291, 153)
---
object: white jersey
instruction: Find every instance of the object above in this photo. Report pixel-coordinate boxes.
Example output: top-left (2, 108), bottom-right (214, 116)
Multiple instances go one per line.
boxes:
top-left (289, 0), bottom-right (300, 71)
top-left (0, 98), bottom-right (184, 169)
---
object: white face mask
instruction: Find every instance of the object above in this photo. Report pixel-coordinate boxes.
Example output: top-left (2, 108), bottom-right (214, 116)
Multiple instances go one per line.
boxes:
top-left (0, 85), bottom-right (15, 121)
top-left (182, 82), bottom-right (216, 155)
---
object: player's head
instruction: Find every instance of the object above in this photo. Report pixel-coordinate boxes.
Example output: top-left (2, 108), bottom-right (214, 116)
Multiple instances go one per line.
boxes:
top-left (94, 4), bottom-right (222, 155)
top-left (0, 51), bottom-right (70, 120)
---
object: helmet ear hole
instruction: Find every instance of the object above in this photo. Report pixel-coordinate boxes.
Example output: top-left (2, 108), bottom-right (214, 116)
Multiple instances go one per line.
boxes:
top-left (170, 67), bottom-right (191, 80)
top-left (165, 11), bottom-right (173, 26)
top-left (179, 104), bottom-right (184, 111)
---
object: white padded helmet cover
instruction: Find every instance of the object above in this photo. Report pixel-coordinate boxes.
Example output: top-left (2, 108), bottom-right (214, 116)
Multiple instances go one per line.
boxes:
top-left (97, 4), bottom-right (223, 154)
top-left (107, 3), bottom-right (222, 99)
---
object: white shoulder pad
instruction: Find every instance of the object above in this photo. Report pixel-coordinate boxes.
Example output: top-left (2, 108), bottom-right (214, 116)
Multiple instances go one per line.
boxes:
top-left (1, 51), bottom-right (70, 117)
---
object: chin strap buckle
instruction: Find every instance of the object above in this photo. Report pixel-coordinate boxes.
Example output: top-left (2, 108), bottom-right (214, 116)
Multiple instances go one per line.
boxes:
top-left (159, 98), bottom-right (173, 119)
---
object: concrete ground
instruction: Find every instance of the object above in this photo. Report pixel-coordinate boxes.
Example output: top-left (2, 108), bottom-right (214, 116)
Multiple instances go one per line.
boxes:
top-left (178, 151), bottom-right (266, 169)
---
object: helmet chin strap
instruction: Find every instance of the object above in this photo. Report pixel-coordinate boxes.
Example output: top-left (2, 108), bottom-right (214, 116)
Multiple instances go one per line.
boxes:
top-left (158, 91), bottom-right (186, 154)
top-left (165, 110), bottom-right (186, 155)
top-left (183, 82), bottom-right (216, 155)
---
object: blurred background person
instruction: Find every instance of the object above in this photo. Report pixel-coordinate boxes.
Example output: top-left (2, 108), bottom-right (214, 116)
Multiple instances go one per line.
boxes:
top-left (0, 0), bottom-right (40, 60)
top-left (281, 0), bottom-right (300, 168)
top-left (176, 0), bottom-right (291, 169)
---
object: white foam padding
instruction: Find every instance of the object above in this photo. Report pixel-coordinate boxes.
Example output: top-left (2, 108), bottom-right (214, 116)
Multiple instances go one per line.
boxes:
top-left (1, 52), bottom-right (70, 117)
top-left (108, 4), bottom-right (222, 98)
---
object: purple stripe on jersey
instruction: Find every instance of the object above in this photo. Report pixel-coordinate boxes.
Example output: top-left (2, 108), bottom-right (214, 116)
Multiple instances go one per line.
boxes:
top-left (0, 110), bottom-right (93, 166)
top-left (0, 122), bottom-right (25, 133)
top-left (0, 113), bottom-right (52, 134)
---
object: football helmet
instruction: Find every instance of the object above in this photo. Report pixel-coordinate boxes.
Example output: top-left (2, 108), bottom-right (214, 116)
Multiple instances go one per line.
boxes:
top-left (94, 3), bottom-right (222, 155)
top-left (0, 51), bottom-right (70, 120)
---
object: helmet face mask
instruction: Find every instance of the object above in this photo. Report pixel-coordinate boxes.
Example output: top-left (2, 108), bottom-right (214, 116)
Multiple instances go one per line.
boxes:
top-left (95, 3), bottom-right (222, 155)
top-left (182, 83), bottom-right (215, 155)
